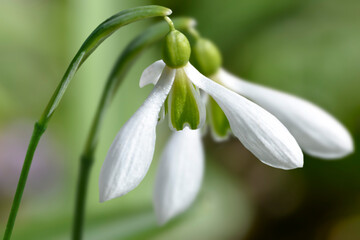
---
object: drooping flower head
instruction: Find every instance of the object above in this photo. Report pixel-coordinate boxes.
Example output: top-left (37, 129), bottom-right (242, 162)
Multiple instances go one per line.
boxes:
top-left (99, 18), bottom-right (303, 224)
top-left (189, 31), bottom-right (354, 158)
top-left (147, 30), bottom-right (354, 223)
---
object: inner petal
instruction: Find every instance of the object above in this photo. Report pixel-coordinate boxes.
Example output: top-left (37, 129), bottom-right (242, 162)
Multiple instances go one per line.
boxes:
top-left (208, 96), bottom-right (231, 141)
top-left (167, 68), bottom-right (206, 131)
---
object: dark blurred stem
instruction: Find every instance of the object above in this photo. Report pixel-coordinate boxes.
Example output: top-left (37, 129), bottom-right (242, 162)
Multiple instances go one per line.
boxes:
top-left (3, 122), bottom-right (45, 240)
top-left (72, 154), bottom-right (93, 240)
top-left (72, 83), bottom-right (110, 240)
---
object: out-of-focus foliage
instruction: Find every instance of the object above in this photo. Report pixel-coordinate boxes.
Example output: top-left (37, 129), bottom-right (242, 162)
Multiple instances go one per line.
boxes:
top-left (0, 0), bottom-right (359, 239)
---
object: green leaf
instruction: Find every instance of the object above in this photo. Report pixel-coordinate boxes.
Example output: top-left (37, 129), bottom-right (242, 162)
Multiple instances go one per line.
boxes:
top-left (38, 5), bottom-right (172, 126)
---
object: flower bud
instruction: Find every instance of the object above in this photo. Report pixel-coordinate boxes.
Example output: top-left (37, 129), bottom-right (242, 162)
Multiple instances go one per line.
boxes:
top-left (190, 38), bottom-right (222, 77)
top-left (163, 30), bottom-right (191, 68)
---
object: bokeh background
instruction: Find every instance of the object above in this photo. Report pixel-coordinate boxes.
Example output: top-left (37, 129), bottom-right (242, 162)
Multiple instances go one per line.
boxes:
top-left (0, 0), bottom-right (359, 239)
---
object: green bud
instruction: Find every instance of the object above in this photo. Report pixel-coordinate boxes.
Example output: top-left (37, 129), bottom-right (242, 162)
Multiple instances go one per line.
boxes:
top-left (163, 30), bottom-right (191, 68)
top-left (191, 38), bottom-right (222, 77)
top-left (209, 96), bottom-right (230, 140)
top-left (168, 68), bottom-right (205, 130)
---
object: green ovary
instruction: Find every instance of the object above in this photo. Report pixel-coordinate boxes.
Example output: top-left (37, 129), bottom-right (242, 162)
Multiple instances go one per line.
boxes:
top-left (163, 30), bottom-right (191, 68)
top-left (168, 69), bottom-right (203, 130)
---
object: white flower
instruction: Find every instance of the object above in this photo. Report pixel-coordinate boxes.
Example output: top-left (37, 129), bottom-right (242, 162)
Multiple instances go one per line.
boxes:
top-left (99, 59), bottom-right (303, 223)
top-left (216, 69), bottom-right (354, 159)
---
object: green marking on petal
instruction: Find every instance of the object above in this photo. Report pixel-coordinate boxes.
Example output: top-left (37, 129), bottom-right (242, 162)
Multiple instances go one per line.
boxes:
top-left (164, 96), bottom-right (169, 116)
top-left (209, 96), bottom-right (231, 140)
top-left (168, 68), bottom-right (205, 130)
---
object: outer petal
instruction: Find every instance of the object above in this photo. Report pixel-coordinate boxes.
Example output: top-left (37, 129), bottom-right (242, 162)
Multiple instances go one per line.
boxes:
top-left (139, 60), bottom-right (166, 88)
top-left (99, 66), bottom-right (175, 202)
top-left (184, 64), bottom-right (303, 169)
top-left (218, 69), bottom-right (354, 159)
top-left (153, 128), bottom-right (204, 225)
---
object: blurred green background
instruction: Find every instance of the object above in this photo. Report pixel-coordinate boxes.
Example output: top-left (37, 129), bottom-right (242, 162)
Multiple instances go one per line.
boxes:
top-left (0, 0), bottom-right (359, 239)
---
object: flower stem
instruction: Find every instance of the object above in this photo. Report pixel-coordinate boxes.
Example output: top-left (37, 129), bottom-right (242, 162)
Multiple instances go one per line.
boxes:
top-left (72, 154), bottom-right (93, 240)
top-left (70, 17), bottom-right (195, 240)
top-left (188, 27), bottom-right (201, 40)
top-left (164, 16), bottom-right (175, 31)
top-left (3, 123), bottom-right (45, 240)
top-left (2, 6), bottom-right (171, 240)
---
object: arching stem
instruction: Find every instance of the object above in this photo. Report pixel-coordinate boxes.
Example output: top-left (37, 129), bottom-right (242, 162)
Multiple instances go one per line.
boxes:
top-left (3, 6), bottom-right (171, 240)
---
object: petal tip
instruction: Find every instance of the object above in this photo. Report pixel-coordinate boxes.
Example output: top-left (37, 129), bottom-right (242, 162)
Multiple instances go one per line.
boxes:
top-left (278, 153), bottom-right (304, 170)
top-left (289, 147), bottom-right (304, 169)
top-left (341, 132), bottom-right (355, 155)
top-left (139, 60), bottom-right (166, 88)
top-left (291, 159), bottom-right (304, 169)
top-left (305, 131), bottom-right (354, 159)
top-left (98, 183), bottom-right (123, 203)
top-left (155, 212), bottom-right (171, 226)
top-left (336, 138), bottom-right (355, 158)
top-left (99, 195), bottom-right (107, 203)
top-left (210, 131), bottom-right (231, 143)
top-left (189, 19), bottom-right (197, 28)
top-left (166, 9), bottom-right (172, 16)
top-left (326, 126), bottom-right (355, 158)
top-left (139, 81), bottom-right (146, 88)
top-left (99, 186), bottom-right (129, 203)
top-left (99, 191), bottom-right (113, 203)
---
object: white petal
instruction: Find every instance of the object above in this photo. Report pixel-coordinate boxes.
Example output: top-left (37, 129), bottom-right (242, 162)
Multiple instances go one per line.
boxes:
top-left (99, 67), bottom-right (175, 202)
top-left (184, 64), bottom-right (303, 169)
top-left (218, 69), bottom-right (354, 159)
top-left (153, 128), bottom-right (204, 225)
top-left (139, 60), bottom-right (166, 88)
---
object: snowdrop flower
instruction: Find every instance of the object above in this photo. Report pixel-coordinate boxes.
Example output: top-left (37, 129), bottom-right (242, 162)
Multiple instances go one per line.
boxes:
top-left (99, 18), bottom-right (303, 224)
top-left (190, 35), bottom-right (354, 159)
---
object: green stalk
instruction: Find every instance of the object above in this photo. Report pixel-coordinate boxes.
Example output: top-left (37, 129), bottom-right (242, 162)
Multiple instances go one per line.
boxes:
top-left (72, 17), bottom-right (195, 240)
top-left (2, 123), bottom-right (45, 239)
top-left (3, 6), bottom-right (171, 240)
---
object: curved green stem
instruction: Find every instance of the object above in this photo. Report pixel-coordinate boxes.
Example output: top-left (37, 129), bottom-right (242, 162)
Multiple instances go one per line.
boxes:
top-left (188, 27), bottom-right (201, 40)
top-left (164, 16), bottom-right (176, 31)
top-left (72, 17), bottom-right (195, 240)
top-left (38, 5), bottom-right (172, 126)
top-left (2, 123), bottom-right (45, 240)
top-left (3, 6), bottom-right (171, 240)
